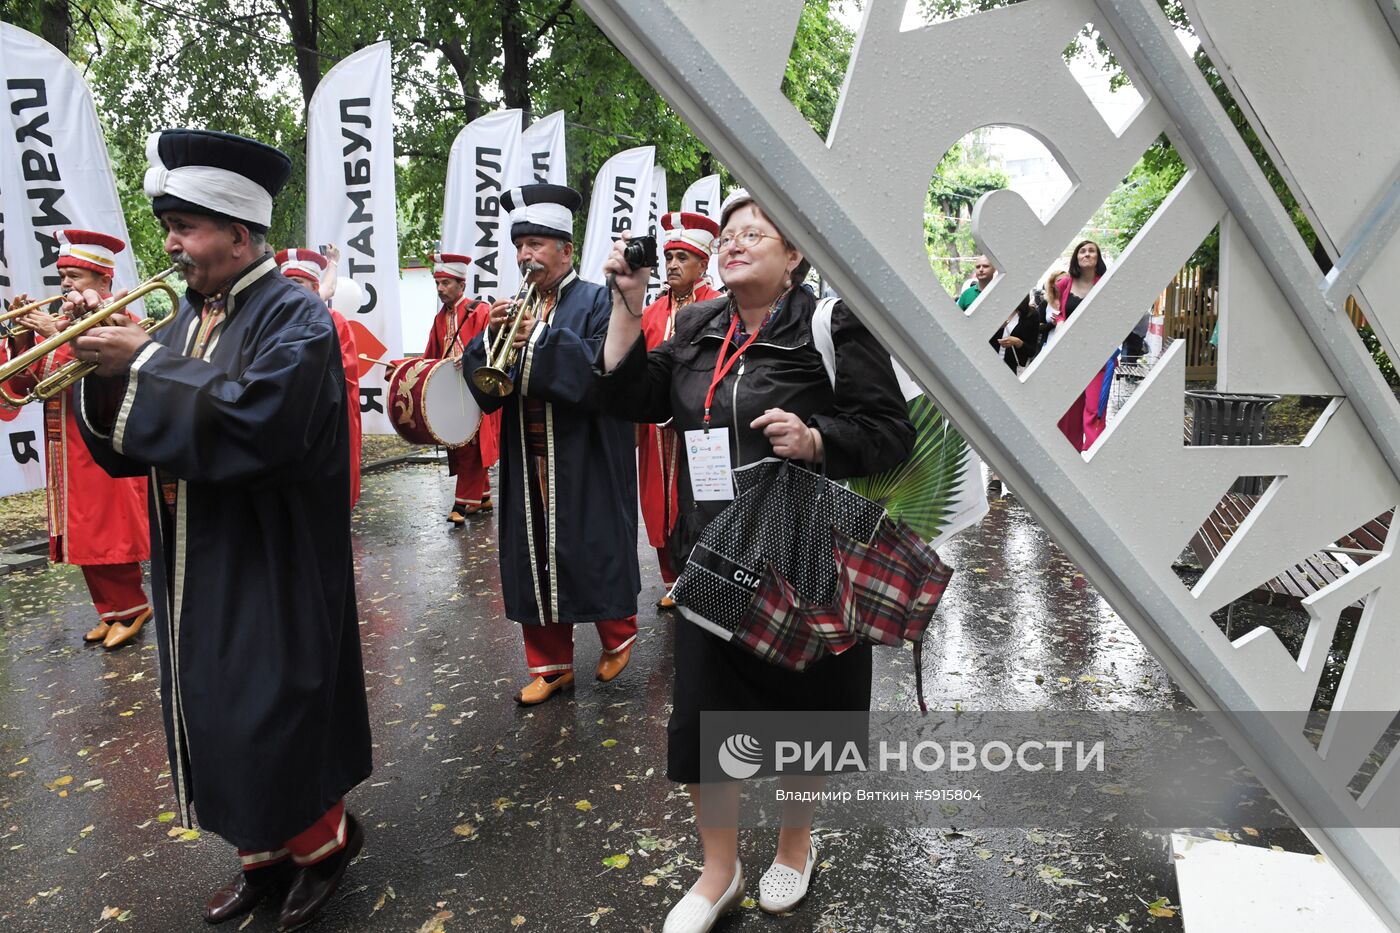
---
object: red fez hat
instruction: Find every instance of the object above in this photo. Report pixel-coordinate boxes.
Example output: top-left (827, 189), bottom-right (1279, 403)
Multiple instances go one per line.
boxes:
top-left (56, 229), bottom-right (125, 276)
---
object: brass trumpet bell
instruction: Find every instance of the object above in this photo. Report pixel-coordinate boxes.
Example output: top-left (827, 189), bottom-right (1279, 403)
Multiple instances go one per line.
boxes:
top-left (471, 262), bottom-right (544, 398)
top-left (0, 266), bottom-right (183, 407)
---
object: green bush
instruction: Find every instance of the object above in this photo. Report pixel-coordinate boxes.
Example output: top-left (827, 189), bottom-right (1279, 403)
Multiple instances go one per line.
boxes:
top-left (1358, 325), bottom-right (1400, 387)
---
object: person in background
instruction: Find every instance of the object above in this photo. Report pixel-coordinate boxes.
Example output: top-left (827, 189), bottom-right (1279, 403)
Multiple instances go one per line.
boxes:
top-left (956, 255), bottom-right (997, 309)
top-left (425, 252), bottom-right (498, 524)
top-left (637, 211), bottom-right (723, 607)
top-left (989, 286), bottom-right (1045, 373)
top-left (1053, 240), bottom-right (1109, 451)
top-left (4, 229), bottom-right (152, 650)
top-left (275, 244), bottom-right (363, 507)
top-left (462, 183), bottom-right (639, 706)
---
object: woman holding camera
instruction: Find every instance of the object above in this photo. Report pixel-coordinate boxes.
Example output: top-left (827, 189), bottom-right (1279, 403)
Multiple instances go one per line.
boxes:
top-left (597, 191), bottom-right (913, 932)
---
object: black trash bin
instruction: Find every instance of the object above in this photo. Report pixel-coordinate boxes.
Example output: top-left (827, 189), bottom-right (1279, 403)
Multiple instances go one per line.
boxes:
top-left (1185, 390), bottom-right (1280, 494)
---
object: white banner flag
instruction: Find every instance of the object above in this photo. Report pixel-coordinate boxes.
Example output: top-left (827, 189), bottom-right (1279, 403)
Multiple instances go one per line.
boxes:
top-left (682, 173), bottom-right (723, 289)
top-left (578, 146), bottom-right (655, 285)
top-left (511, 110), bottom-right (567, 187)
top-left (444, 110), bottom-right (523, 304)
top-left (306, 41), bottom-right (403, 435)
top-left (0, 24), bottom-right (144, 495)
top-left (644, 167), bottom-right (668, 304)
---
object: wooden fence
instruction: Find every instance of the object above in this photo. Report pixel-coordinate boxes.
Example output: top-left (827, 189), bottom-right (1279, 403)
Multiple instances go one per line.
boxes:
top-left (1154, 266), bottom-right (1217, 380)
top-left (1153, 268), bottom-right (1368, 381)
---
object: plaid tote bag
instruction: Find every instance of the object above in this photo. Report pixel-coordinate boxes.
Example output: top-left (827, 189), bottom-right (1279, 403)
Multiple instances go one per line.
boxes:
top-left (671, 458), bottom-right (886, 641)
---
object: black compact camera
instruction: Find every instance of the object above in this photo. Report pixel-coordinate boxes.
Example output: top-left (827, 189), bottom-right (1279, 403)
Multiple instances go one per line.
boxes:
top-left (623, 235), bottom-right (658, 271)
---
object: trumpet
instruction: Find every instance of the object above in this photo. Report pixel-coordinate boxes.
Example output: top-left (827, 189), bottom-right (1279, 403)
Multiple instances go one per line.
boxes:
top-left (0, 294), bottom-right (65, 338)
top-left (0, 266), bottom-right (183, 407)
top-left (472, 262), bottom-right (544, 398)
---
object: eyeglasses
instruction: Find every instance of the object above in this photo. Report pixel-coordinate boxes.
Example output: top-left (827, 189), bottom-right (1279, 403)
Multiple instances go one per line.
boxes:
top-left (711, 229), bottom-right (780, 255)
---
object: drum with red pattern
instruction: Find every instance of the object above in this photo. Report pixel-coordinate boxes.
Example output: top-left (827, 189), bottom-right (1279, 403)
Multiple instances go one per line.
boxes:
top-left (387, 357), bottom-right (481, 449)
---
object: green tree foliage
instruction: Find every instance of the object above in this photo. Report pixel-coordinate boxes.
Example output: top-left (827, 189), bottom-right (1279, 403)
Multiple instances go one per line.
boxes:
top-left (925, 136), bottom-right (1008, 295)
top-left (781, 1), bottom-right (859, 140)
top-left (6, 0), bottom-right (825, 273)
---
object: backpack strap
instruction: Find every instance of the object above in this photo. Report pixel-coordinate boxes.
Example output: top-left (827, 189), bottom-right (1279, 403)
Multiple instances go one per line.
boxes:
top-left (812, 295), bottom-right (839, 388)
top-left (813, 295), bottom-right (922, 402)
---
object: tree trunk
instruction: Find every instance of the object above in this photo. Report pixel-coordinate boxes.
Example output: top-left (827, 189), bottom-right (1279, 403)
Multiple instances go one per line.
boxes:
top-left (39, 0), bottom-right (69, 55)
top-left (280, 0), bottom-right (322, 109)
top-left (498, 1), bottom-right (531, 111)
top-left (440, 40), bottom-right (483, 124)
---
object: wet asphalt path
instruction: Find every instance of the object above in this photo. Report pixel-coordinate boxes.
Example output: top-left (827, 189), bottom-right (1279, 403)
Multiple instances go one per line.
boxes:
top-left (0, 464), bottom-right (1309, 932)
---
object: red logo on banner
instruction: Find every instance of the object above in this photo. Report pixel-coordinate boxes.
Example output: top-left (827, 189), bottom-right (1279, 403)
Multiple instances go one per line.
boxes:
top-left (348, 321), bottom-right (386, 379)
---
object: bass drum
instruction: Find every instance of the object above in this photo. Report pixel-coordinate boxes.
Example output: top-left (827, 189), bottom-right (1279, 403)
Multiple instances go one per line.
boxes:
top-left (388, 357), bottom-right (482, 449)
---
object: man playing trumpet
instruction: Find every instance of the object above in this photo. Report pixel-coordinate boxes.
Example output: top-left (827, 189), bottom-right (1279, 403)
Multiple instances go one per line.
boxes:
top-left (462, 183), bottom-right (640, 705)
top-left (4, 229), bottom-right (152, 649)
top-left (72, 129), bottom-right (371, 929)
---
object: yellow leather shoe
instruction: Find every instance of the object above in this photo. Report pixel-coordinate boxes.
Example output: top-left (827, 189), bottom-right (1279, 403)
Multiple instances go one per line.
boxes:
top-left (447, 509), bottom-right (466, 526)
top-left (103, 608), bottom-right (151, 650)
top-left (656, 594), bottom-right (676, 610)
top-left (596, 645), bottom-right (632, 683)
top-left (515, 673), bottom-right (574, 705)
top-left (83, 621), bottom-right (111, 643)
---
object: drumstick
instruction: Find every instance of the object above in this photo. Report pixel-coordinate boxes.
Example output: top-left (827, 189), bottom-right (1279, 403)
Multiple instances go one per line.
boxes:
top-left (359, 354), bottom-right (394, 367)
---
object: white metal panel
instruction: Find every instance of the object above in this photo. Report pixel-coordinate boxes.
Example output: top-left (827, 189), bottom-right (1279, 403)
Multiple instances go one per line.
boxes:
top-left (577, 0), bottom-right (1400, 925)
top-left (1186, 0), bottom-right (1400, 253)
top-left (1218, 215), bottom-right (1343, 396)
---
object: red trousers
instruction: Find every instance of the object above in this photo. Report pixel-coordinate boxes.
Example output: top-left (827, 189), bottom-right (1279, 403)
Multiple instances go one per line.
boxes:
top-left (238, 799), bottom-right (348, 871)
top-left (81, 562), bottom-right (149, 622)
top-left (1056, 366), bottom-right (1108, 453)
top-left (522, 618), bottom-right (638, 676)
top-left (449, 443), bottom-right (491, 508)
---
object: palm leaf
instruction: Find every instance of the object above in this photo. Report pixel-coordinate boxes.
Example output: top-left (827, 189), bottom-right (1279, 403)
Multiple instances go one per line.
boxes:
top-left (849, 395), bottom-right (971, 541)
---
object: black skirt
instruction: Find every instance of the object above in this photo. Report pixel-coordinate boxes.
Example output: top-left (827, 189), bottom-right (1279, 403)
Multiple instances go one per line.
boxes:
top-left (666, 619), bottom-right (873, 783)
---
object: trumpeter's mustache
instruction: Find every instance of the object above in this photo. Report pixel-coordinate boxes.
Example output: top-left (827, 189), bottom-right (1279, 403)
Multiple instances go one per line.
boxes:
top-left (171, 252), bottom-right (196, 270)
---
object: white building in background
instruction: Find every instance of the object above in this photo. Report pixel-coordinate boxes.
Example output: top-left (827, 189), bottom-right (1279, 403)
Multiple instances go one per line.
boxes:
top-left (398, 264), bottom-right (438, 355)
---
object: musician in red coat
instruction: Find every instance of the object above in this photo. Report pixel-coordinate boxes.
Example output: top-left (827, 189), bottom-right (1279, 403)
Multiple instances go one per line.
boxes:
top-left (427, 252), bottom-right (499, 525)
top-left (637, 212), bottom-right (722, 606)
top-left (5, 229), bottom-right (151, 649)
top-left (275, 246), bottom-right (363, 507)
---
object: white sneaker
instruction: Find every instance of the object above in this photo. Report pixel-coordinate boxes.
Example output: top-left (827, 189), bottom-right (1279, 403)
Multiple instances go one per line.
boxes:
top-left (758, 843), bottom-right (816, 914)
top-left (662, 860), bottom-right (744, 933)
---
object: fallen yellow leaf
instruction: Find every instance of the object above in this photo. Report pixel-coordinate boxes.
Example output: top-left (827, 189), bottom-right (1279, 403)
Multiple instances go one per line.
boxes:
top-left (574, 800), bottom-right (593, 812)
top-left (452, 823), bottom-right (476, 837)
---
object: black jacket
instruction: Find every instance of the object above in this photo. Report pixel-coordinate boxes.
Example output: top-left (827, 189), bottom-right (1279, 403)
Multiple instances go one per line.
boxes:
top-left (597, 288), bottom-right (914, 561)
top-left (989, 295), bottom-right (1044, 372)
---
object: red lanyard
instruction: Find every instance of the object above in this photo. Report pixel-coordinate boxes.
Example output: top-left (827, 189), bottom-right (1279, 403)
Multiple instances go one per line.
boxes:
top-left (703, 314), bottom-right (762, 430)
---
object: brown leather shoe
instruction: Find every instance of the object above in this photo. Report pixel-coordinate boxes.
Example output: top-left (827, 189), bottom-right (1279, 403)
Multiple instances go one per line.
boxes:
top-left (84, 621), bottom-right (111, 643)
top-left (596, 645), bottom-right (632, 683)
top-left (447, 509), bottom-right (465, 525)
top-left (656, 594), bottom-right (676, 609)
top-left (514, 673), bottom-right (574, 705)
top-left (277, 815), bottom-right (364, 931)
top-left (103, 608), bottom-right (151, 650)
top-left (204, 863), bottom-right (292, 924)
top-left (464, 500), bottom-right (493, 515)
